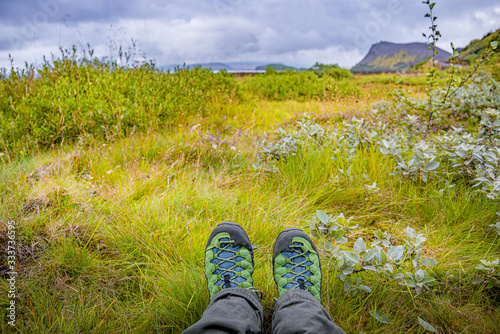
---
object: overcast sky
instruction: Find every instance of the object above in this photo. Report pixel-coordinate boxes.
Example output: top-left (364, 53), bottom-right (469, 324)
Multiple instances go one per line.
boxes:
top-left (1, 0), bottom-right (499, 70)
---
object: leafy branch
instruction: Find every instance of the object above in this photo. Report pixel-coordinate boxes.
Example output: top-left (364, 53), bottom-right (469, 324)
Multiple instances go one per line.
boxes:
top-left (422, 0), bottom-right (440, 132)
top-left (421, 1), bottom-right (498, 132)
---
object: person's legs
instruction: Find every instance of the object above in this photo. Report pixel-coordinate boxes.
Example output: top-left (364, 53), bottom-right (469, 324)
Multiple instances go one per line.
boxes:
top-left (272, 289), bottom-right (345, 334)
top-left (183, 287), bottom-right (262, 334)
top-left (271, 228), bottom-right (346, 334)
top-left (182, 222), bottom-right (263, 334)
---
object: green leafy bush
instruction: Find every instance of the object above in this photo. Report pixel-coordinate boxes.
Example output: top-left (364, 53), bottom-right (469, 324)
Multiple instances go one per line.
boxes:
top-left (309, 210), bottom-right (439, 296)
top-left (309, 62), bottom-right (352, 80)
top-left (0, 52), bottom-right (240, 156)
top-left (241, 68), bottom-right (328, 101)
top-left (473, 258), bottom-right (500, 288)
top-left (254, 81), bottom-right (500, 230)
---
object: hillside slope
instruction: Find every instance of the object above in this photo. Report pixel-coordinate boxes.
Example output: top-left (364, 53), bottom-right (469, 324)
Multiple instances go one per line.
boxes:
top-left (459, 29), bottom-right (500, 62)
top-left (255, 63), bottom-right (295, 71)
top-left (458, 28), bottom-right (500, 79)
top-left (351, 41), bottom-right (451, 73)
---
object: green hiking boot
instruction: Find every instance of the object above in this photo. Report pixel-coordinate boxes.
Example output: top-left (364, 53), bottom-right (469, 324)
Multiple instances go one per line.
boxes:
top-left (273, 228), bottom-right (322, 302)
top-left (205, 222), bottom-right (256, 300)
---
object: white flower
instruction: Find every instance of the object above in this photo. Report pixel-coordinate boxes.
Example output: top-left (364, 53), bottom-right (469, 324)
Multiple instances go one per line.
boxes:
top-left (191, 124), bottom-right (201, 132)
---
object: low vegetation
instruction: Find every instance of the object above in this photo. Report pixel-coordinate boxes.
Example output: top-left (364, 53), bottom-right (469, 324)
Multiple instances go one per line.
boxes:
top-left (1, 40), bottom-right (500, 333)
top-left (458, 29), bottom-right (500, 79)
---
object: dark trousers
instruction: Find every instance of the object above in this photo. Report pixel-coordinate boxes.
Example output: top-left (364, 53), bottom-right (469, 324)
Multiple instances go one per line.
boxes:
top-left (182, 287), bottom-right (346, 334)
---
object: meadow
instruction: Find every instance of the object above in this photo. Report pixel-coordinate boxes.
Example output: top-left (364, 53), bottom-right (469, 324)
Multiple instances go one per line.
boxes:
top-left (0, 52), bottom-right (499, 333)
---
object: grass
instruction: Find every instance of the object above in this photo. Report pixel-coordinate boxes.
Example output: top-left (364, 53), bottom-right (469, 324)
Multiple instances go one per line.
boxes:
top-left (0, 51), bottom-right (430, 160)
top-left (1, 63), bottom-right (500, 333)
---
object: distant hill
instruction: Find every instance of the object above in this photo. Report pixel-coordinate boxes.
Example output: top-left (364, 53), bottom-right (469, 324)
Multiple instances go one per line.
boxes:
top-left (192, 63), bottom-right (233, 71)
top-left (458, 29), bottom-right (499, 63)
top-left (225, 62), bottom-right (267, 70)
top-left (351, 41), bottom-right (451, 73)
top-left (255, 63), bottom-right (295, 71)
top-left (161, 62), bottom-right (301, 73)
top-left (458, 28), bottom-right (499, 79)
top-left (160, 63), bottom-right (232, 72)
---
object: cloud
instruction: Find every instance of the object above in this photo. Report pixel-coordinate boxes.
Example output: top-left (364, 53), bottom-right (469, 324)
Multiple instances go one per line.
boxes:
top-left (0, 0), bottom-right (499, 69)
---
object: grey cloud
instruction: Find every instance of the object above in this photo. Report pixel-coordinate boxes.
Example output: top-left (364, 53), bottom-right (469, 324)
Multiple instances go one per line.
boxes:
top-left (1, 0), bottom-right (499, 69)
top-left (0, 37), bottom-right (14, 51)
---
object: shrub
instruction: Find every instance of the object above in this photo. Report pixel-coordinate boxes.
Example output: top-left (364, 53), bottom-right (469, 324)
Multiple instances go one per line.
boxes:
top-left (0, 52), bottom-right (240, 155)
top-left (241, 68), bottom-right (327, 101)
top-left (309, 62), bottom-right (352, 80)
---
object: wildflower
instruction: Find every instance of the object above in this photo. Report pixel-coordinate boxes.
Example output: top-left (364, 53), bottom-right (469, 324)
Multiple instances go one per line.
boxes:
top-left (191, 124), bottom-right (201, 132)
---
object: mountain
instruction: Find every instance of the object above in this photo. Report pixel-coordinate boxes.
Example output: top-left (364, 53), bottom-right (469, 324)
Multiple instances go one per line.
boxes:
top-left (161, 62), bottom-right (302, 73)
top-left (255, 63), bottom-right (295, 71)
top-left (351, 41), bottom-right (451, 73)
top-left (225, 62), bottom-right (267, 70)
top-left (161, 62), bottom-right (234, 72)
top-left (180, 62), bottom-right (234, 71)
top-left (458, 29), bottom-right (499, 63)
top-left (458, 28), bottom-right (499, 79)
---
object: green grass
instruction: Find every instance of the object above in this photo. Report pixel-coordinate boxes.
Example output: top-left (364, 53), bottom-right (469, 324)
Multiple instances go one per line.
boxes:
top-left (1, 60), bottom-right (499, 333)
top-left (0, 53), bottom-right (431, 161)
top-left (457, 28), bottom-right (500, 80)
top-left (1, 123), bottom-right (499, 333)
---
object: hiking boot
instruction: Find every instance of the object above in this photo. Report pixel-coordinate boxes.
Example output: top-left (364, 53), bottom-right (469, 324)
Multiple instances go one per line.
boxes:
top-left (205, 222), bottom-right (256, 300)
top-left (272, 228), bottom-right (322, 302)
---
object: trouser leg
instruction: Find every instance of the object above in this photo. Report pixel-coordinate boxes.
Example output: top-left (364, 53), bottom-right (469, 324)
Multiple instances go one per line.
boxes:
top-left (182, 287), bottom-right (263, 334)
top-left (271, 289), bottom-right (346, 334)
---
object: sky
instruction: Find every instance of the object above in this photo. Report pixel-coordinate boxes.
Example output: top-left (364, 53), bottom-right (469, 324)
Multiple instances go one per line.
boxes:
top-left (1, 0), bottom-right (499, 70)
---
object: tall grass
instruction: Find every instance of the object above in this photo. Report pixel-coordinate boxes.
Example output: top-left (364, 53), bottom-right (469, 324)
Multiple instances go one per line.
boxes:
top-left (1, 117), bottom-right (499, 332)
top-left (0, 52), bottom-right (240, 157)
top-left (1, 54), bottom-right (435, 161)
top-left (1, 54), bottom-right (499, 333)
